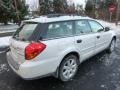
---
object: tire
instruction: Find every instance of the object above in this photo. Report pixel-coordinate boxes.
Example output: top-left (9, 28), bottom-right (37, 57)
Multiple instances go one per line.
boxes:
top-left (59, 55), bottom-right (79, 82)
top-left (107, 39), bottom-right (116, 53)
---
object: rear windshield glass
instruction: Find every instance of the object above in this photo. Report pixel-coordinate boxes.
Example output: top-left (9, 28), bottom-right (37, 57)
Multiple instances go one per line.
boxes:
top-left (13, 23), bottom-right (38, 41)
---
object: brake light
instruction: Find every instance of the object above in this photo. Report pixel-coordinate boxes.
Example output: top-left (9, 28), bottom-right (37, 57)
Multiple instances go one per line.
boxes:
top-left (25, 42), bottom-right (46, 60)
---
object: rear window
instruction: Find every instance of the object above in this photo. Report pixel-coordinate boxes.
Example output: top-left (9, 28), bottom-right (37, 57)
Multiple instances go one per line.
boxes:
top-left (13, 23), bottom-right (38, 41)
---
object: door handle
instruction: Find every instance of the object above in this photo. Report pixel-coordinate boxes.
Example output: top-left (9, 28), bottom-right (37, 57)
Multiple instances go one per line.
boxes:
top-left (97, 36), bottom-right (100, 39)
top-left (77, 40), bottom-right (82, 43)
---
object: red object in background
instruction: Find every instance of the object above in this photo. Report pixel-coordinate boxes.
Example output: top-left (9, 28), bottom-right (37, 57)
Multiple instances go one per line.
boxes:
top-left (108, 4), bottom-right (116, 13)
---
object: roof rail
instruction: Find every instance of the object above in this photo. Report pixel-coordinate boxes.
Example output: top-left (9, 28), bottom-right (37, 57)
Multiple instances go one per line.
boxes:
top-left (43, 13), bottom-right (80, 18)
top-left (46, 13), bottom-right (66, 18)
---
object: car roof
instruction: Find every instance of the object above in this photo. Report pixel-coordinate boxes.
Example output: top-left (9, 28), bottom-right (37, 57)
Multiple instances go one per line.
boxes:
top-left (24, 15), bottom-right (93, 23)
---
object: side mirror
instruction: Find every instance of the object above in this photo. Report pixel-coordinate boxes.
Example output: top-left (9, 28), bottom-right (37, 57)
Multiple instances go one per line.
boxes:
top-left (105, 27), bottom-right (110, 31)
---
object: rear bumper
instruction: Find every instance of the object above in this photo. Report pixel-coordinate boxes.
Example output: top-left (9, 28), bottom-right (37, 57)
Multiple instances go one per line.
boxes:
top-left (7, 52), bottom-right (58, 80)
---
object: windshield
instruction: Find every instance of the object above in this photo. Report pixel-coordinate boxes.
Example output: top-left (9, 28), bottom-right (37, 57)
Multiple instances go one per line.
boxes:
top-left (13, 23), bottom-right (38, 41)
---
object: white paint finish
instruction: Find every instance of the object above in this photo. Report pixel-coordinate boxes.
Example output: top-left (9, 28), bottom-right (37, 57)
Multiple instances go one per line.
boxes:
top-left (74, 34), bottom-right (96, 61)
top-left (95, 31), bottom-right (112, 53)
top-left (10, 38), bottom-right (29, 64)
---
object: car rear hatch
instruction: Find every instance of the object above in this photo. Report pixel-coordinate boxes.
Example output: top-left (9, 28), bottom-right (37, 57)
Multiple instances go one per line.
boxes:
top-left (10, 22), bottom-right (45, 64)
top-left (10, 38), bottom-right (29, 64)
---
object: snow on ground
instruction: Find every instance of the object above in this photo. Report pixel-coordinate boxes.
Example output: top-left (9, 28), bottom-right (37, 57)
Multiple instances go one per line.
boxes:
top-left (0, 24), bottom-right (18, 31)
top-left (0, 36), bottom-right (11, 47)
top-left (0, 64), bottom-right (9, 74)
top-left (98, 20), bottom-right (120, 35)
top-left (97, 20), bottom-right (120, 30)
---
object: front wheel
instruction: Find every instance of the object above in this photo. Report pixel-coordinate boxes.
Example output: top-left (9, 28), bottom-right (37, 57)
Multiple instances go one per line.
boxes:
top-left (59, 55), bottom-right (79, 82)
top-left (107, 39), bottom-right (116, 53)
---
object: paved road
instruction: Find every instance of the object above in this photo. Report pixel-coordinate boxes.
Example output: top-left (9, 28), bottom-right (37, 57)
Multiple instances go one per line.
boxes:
top-left (0, 37), bottom-right (120, 90)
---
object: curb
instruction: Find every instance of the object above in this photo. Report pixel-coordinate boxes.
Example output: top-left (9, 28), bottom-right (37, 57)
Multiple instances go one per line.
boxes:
top-left (0, 31), bottom-right (14, 37)
top-left (0, 30), bottom-right (16, 34)
top-left (0, 28), bottom-right (18, 31)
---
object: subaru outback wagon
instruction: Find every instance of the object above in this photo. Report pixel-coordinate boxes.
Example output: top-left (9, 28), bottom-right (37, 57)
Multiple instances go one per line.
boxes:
top-left (7, 15), bottom-right (116, 82)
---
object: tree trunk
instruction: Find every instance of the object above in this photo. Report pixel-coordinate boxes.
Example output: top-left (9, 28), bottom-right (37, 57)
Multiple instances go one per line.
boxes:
top-left (4, 21), bottom-right (8, 25)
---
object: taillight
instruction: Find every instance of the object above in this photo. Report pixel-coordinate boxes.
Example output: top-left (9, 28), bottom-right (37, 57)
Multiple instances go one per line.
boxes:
top-left (25, 42), bottom-right (46, 60)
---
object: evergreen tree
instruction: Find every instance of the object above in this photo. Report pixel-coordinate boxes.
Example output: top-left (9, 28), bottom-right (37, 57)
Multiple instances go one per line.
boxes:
top-left (85, 0), bottom-right (93, 16)
top-left (53, 0), bottom-right (68, 13)
top-left (0, 0), bottom-right (28, 25)
top-left (0, 0), bottom-right (13, 24)
top-left (12, 0), bottom-right (28, 24)
top-left (39, 0), bottom-right (53, 15)
top-left (39, 0), bottom-right (68, 15)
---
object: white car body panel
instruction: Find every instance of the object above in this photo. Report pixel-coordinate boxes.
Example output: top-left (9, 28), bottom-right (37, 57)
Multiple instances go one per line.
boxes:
top-left (10, 38), bottom-right (29, 64)
top-left (95, 31), bottom-right (114, 53)
top-left (74, 33), bottom-right (96, 62)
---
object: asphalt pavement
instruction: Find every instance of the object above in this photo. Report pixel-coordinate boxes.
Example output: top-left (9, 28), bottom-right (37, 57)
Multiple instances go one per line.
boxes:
top-left (0, 36), bottom-right (120, 90)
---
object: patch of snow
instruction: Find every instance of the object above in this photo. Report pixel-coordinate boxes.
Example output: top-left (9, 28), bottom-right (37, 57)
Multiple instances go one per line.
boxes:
top-left (96, 20), bottom-right (120, 34)
top-left (101, 84), bottom-right (105, 88)
top-left (0, 64), bottom-right (9, 74)
top-left (98, 52), bottom-right (120, 67)
top-left (116, 85), bottom-right (120, 90)
top-left (100, 84), bottom-right (108, 89)
top-left (0, 36), bottom-right (11, 47)
top-left (0, 24), bottom-right (18, 31)
top-left (86, 70), bottom-right (95, 76)
top-left (103, 55), bottom-right (113, 66)
top-left (111, 80), bottom-right (120, 90)
top-left (0, 30), bottom-right (16, 34)
top-left (0, 51), bottom-right (6, 54)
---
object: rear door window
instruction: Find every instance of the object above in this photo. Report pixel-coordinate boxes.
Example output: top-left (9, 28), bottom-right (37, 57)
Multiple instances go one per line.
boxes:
top-left (46, 21), bottom-right (73, 39)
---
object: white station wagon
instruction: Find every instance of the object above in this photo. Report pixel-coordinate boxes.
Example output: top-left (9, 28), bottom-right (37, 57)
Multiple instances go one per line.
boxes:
top-left (7, 15), bottom-right (116, 82)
